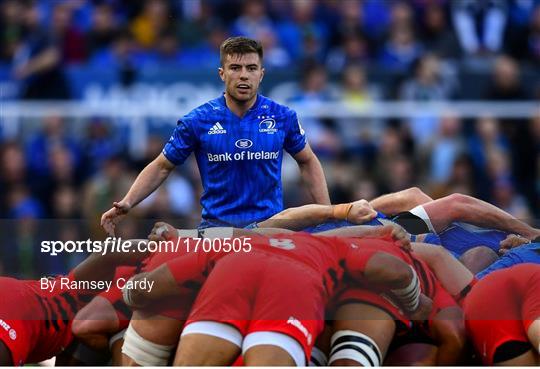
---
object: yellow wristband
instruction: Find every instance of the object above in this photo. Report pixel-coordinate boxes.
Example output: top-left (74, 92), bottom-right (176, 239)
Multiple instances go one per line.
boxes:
top-left (333, 203), bottom-right (353, 221)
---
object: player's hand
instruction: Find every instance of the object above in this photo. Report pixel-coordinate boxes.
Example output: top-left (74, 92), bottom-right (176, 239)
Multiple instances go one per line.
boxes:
top-left (409, 294), bottom-right (433, 322)
top-left (499, 234), bottom-right (530, 255)
top-left (348, 199), bottom-right (378, 224)
top-left (149, 222), bottom-right (176, 242)
top-left (377, 224), bottom-right (412, 251)
top-left (100, 200), bottom-right (131, 236)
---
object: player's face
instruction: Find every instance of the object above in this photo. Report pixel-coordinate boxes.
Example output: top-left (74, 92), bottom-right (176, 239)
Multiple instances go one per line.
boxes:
top-left (219, 53), bottom-right (264, 103)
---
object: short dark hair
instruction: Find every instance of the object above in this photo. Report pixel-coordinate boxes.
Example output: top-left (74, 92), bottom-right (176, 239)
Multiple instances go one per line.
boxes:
top-left (219, 36), bottom-right (263, 66)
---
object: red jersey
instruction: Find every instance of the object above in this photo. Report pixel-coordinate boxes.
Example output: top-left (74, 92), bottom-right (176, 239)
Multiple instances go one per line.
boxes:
top-left (464, 263), bottom-right (540, 364)
top-left (0, 274), bottom-right (93, 364)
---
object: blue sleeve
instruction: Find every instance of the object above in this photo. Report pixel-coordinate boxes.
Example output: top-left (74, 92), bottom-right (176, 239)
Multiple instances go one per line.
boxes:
top-left (162, 119), bottom-right (197, 165)
top-left (475, 251), bottom-right (523, 279)
top-left (284, 110), bottom-right (307, 155)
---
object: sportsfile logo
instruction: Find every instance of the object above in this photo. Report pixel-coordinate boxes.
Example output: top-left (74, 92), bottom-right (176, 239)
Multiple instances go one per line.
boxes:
top-left (208, 122), bottom-right (227, 134)
top-left (287, 316), bottom-right (312, 345)
top-left (0, 319), bottom-right (17, 340)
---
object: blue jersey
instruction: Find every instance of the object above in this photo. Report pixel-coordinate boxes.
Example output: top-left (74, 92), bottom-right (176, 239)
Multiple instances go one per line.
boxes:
top-left (476, 243), bottom-right (540, 279)
top-left (163, 94), bottom-right (306, 227)
top-left (437, 223), bottom-right (507, 257)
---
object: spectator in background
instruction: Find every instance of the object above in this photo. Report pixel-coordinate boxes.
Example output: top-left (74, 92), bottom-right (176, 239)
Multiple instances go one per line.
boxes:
top-left (83, 155), bottom-right (134, 238)
top-left (12, 1), bottom-right (70, 99)
top-left (400, 53), bottom-right (456, 101)
top-left (374, 125), bottom-right (410, 191)
top-left (485, 55), bottom-right (528, 100)
top-left (276, 0), bottom-right (328, 62)
top-left (329, 0), bottom-right (364, 42)
top-left (89, 28), bottom-right (138, 86)
top-left (437, 153), bottom-right (477, 197)
top-left (178, 22), bottom-right (227, 68)
top-left (50, 2), bottom-right (86, 63)
top-left (5, 185), bottom-right (44, 276)
top-left (326, 33), bottom-right (369, 73)
top-left (419, 2), bottom-right (461, 59)
top-left (289, 64), bottom-right (340, 157)
top-left (378, 2), bottom-right (423, 71)
top-left (176, 1), bottom-right (219, 47)
top-left (467, 115), bottom-right (510, 198)
top-left (143, 29), bottom-right (185, 67)
top-left (83, 119), bottom-right (123, 176)
top-left (400, 54), bottom-right (457, 146)
top-left (340, 64), bottom-right (376, 107)
top-left (451, 0), bottom-right (508, 55)
top-left (425, 112), bottom-right (465, 184)
top-left (337, 64), bottom-right (380, 156)
top-left (526, 5), bottom-right (540, 63)
top-left (492, 178), bottom-right (533, 223)
top-left (468, 115), bottom-right (510, 175)
top-left (0, 142), bottom-right (28, 217)
top-left (25, 115), bottom-right (81, 180)
top-left (231, 0), bottom-right (274, 40)
top-left (130, 0), bottom-right (172, 49)
top-left (258, 30), bottom-right (290, 68)
top-left (0, 0), bottom-right (25, 62)
top-left (86, 2), bottom-right (119, 55)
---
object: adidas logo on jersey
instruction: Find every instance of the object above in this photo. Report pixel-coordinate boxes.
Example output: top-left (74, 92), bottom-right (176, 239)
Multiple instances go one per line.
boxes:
top-left (208, 122), bottom-right (227, 134)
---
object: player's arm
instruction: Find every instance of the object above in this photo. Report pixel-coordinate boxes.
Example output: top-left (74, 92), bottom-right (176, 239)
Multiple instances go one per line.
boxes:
top-left (317, 224), bottom-right (411, 249)
top-left (346, 250), bottom-right (432, 318)
top-left (411, 243), bottom-right (474, 296)
top-left (101, 153), bottom-right (176, 235)
top-left (429, 307), bottom-right (467, 365)
top-left (293, 144), bottom-right (331, 205)
top-left (72, 239), bottom-right (150, 284)
top-left (257, 200), bottom-right (377, 230)
top-left (123, 255), bottom-right (198, 310)
top-left (369, 187), bottom-right (433, 215)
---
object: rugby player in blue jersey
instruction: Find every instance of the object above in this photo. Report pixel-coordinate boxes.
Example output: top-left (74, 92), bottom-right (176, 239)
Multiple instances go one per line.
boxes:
top-left (101, 36), bottom-right (329, 233)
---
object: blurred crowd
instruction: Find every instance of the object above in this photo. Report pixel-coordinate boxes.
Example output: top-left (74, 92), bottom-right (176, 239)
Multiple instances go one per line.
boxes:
top-left (1, 0), bottom-right (540, 99)
top-left (1, 111), bottom-right (539, 277)
top-left (0, 0), bottom-right (539, 277)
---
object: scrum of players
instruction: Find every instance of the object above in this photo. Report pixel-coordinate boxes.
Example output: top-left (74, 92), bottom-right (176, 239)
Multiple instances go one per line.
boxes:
top-left (0, 187), bottom-right (539, 366)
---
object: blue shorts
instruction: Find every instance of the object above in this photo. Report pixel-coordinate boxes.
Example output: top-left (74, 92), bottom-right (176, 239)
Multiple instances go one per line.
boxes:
top-left (438, 223), bottom-right (508, 257)
top-left (476, 243), bottom-right (540, 279)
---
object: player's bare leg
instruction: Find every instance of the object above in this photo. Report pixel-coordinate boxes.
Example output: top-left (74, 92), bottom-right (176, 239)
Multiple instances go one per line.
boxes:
top-left (72, 296), bottom-right (120, 350)
top-left (122, 312), bottom-right (181, 366)
top-left (110, 338), bottom-right (124, 366)
top-left (527, 319), bottom-right (540, 365)
top-left (429, 306), bottom-right (466, 365)
top-left (459, 246), bottom-right (499, 274)
top-left (420, 194), bottom-right (539, 238)
top-left (369, 187), bottom-right (433, 215)
top-left (385, 343), bottom-right (438, 365)
top-left (244, 344), bottom-right (296, 366)
top-left (331, 303), bottom-right (395, 366)
top-left (173, 332), bottom-right (241, 366)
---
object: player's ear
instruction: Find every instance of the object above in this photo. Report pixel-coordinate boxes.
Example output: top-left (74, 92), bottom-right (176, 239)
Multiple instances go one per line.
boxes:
top-left (218, 67), bottom-right (225, 82)
top-left (260, 67), bottom-right (265, 82)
